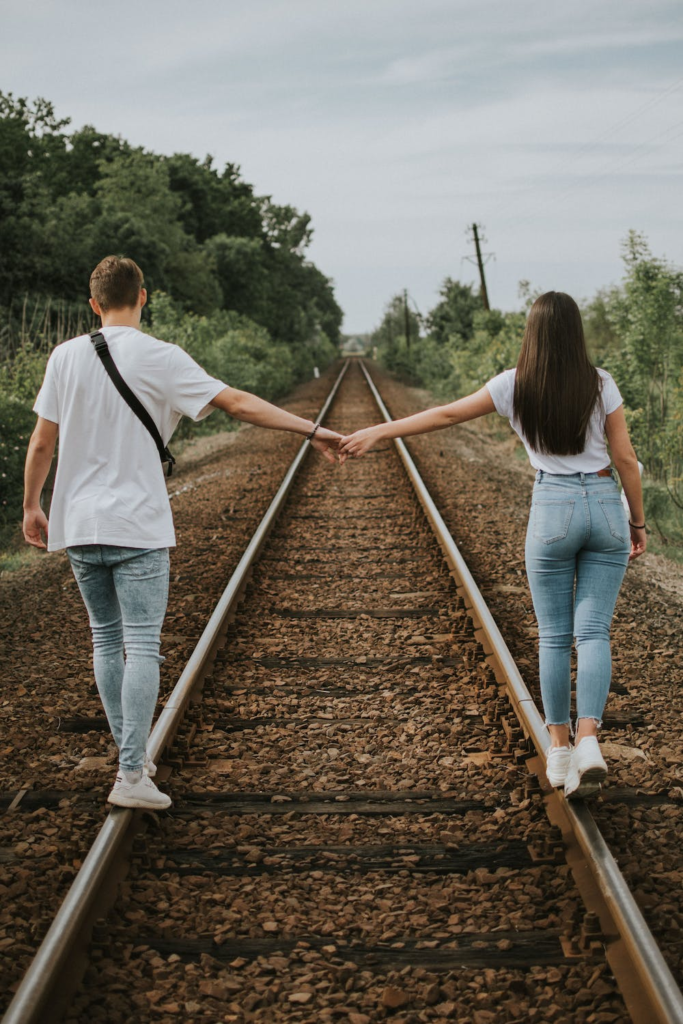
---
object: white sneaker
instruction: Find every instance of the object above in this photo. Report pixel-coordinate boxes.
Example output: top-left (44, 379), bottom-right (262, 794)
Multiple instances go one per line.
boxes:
top-left (108, 772), bottom-right (171, 810)
top-left (144, 754), bottom-right (157, 778)
top-left (545, 745), bottom-right (572, 787)
top-left (564, 736), bottom-right (607, 799)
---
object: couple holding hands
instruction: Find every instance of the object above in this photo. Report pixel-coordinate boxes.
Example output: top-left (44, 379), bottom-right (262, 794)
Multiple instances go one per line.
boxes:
top-left (23, 256), bottom-right (645, 809)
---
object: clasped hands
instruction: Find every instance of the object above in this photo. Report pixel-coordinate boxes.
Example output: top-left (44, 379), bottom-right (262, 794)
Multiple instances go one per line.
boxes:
top-left (310, 425), bottom-right (384, 465)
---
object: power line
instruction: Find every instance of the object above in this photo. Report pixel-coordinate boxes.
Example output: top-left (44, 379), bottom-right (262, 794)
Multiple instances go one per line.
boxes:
top-left (501, 113), bottom-right (683, 231)
top-left (487, 72), bottom-right (683, 224)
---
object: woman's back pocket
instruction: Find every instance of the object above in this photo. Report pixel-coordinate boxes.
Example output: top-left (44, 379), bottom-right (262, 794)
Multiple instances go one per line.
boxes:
top-left (532, 499), bottom-right (575, 544)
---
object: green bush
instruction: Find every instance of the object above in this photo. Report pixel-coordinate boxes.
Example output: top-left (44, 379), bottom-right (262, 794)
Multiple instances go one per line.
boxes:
top-left (376, 309), bottom-right (524, 402)
top-left (0, 394), bottom-right (36, 526)
top-left (0, 344), bottom-right (50, 403)
top-left (150, 294), bottom-right (288, 439)
top-left (150, 291), bottom-right (337, 388)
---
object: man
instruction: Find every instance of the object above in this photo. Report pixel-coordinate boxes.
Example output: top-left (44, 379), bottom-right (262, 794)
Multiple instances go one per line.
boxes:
top-left (23, 255), bottom-right (341, 811)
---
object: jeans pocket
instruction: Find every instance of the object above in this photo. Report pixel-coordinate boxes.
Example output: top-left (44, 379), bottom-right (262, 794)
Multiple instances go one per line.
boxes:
top-left (532, 499), bottom-right (575, 544)
top-left (66, 547), bottom-right (92, 582)
top-left (598, 498), bottom-right (629, 542)
top-left (119, 548), bottom-right (169, 579)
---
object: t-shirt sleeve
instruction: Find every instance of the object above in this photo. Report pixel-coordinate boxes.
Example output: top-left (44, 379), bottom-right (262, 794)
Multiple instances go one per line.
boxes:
top-left (166, 346), bottom-right (228, 422)
top-left (485, 369), bottom-right (515, 419)
top-left (601, 371), bottom-right (623, 415)
top-left (33, 350), bottom-right (61, 424)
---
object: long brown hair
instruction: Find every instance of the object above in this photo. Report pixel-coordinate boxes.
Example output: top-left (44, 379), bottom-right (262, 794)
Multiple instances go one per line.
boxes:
top-left (513, 291), bottom-right (600, 455)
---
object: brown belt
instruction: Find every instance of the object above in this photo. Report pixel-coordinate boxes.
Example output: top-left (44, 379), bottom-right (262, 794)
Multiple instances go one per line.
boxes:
top-left (597, 468), bottom-right (612, 477)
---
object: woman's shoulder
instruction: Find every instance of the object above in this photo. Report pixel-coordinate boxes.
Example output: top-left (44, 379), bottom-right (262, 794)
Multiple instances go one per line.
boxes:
top-left (486, 368), bottom-right (516, 415)
top-left (488, 367), bottom-right (516, 384)
top-left (595, 368), bottom-right (623, 413)
top-left (485, 367), bottom-right (516, 396)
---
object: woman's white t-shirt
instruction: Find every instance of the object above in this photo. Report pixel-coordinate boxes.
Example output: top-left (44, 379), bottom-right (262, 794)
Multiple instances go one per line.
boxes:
top-left (33, 326), bottom-right (227, 551)
top-left (485, 367), bottom-right (623, 474)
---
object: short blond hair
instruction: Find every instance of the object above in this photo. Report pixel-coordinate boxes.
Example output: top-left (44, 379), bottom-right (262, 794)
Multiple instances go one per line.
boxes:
top-left (90, 256), bottom-right (144, 312)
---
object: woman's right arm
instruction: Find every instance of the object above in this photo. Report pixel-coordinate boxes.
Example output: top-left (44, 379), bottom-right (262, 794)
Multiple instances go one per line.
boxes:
top-left (605, 405), bottom-right (646, 560)
top-left (339, 386), bottom-right (496, 459)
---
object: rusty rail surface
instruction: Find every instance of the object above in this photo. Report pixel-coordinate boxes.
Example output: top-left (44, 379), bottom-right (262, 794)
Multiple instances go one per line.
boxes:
top-left (360, 357), bottom-right (683, 1024)
top-left (2, 362), bottom-right (350, 1024)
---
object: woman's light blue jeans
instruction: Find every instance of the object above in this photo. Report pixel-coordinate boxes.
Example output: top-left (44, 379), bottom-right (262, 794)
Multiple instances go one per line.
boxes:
top-left (67, 545), bottom-right (170, 773)
top-left (525, 471), bottom-right (630, 732)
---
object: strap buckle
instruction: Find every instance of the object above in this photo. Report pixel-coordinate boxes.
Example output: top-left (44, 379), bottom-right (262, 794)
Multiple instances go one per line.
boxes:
top-left (162, 447), bottom-right (176, 477)
top-left (91, 330), bottom-right (108, 354)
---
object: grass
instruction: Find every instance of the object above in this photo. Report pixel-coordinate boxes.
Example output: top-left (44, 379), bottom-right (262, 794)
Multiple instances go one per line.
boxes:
top-left (0, 535), bottom-right (43, 574)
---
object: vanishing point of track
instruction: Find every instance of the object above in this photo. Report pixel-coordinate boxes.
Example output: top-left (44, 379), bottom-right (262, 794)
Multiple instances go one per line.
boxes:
top-left (4, 359), bottom-right (683, 1023)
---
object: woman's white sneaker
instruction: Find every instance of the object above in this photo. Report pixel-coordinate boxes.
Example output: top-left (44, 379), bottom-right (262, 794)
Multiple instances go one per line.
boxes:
top-left (108, 773), bottom-right (171, 810)
top-left (545, 745), bottom-right (572, 787)
top-left (564, 736), bottom-right (607, 799)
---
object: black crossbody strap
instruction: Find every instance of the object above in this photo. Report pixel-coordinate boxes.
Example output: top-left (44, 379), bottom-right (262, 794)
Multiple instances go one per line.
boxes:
top-left (89, 330), bottom-right (176, 476)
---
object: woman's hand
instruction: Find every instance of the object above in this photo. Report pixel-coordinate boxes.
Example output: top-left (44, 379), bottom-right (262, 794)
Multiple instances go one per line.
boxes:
top-left (629, 524), bottom-right (647, 561)
top-left (339, 424), bottom-right (386, 461)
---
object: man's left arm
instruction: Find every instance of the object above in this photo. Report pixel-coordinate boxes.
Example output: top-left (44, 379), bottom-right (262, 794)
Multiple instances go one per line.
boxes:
top-left (210, 386), bottom-right (341, 464)
top-left (23, 417), bottom-right (58, 549)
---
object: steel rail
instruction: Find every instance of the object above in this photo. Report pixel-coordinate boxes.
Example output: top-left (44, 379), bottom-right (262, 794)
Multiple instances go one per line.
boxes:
top-left (360, 358), bottom-right (683, 1024)
top-left (2, 360), bottom-right (350, 1024)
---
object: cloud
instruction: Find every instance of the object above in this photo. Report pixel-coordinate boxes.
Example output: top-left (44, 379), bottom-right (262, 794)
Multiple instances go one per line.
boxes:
top-left (1, 0), bottom-right (681, 331)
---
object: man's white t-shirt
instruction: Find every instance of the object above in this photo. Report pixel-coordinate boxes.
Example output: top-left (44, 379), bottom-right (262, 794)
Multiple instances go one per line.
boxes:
top-left (33, 326), bottom-right (227, 551)
top-left (485, 367), bottom-right (623, 474)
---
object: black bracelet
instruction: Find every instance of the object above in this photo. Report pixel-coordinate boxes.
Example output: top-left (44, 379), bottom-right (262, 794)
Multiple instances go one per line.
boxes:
top-left (629, 520), bottom-right (646, 530)
top-left (306, 423), bottom-right (320, 441)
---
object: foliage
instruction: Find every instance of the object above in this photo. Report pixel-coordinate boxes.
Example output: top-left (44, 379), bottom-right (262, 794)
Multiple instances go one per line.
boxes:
top-left (372, 286), bottom-right (523, 401)
top-left (0, 91), bottom-right (342, 349)
top-left (603, 232), bottom-right (683, 493)
top-left (581, 288), bottom-right (621, 363)
top-left (427, 278), bottom-right (483, 345)
top-left (371, 294), bottom-right (422, 380)
top-left (148, 293), bottom-right (299, 439)
top-left (0, 394), bottom-right (36, 526)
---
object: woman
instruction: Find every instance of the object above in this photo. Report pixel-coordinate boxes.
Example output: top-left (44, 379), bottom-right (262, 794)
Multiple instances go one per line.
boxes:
top-left (339, 292), bottom-right (646, 799)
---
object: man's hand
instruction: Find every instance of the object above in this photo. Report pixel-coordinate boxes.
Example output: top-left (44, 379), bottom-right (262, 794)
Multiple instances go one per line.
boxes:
top-left (339, 425), bottom-right (385, 461)
top-left (23, 507), bottom-right (49, 549)
top-left (311, 427), bottom-right (343, 465)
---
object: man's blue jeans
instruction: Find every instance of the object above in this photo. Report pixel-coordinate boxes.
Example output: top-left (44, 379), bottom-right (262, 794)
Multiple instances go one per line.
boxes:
top-left (67, 545), bottom-right (170, 773)
top-left (525, 471), bottom-right (630, 731)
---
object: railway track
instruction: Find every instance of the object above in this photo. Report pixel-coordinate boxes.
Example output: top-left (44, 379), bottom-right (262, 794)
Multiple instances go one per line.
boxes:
top-left (4, 359), bottom-right (683, 1023)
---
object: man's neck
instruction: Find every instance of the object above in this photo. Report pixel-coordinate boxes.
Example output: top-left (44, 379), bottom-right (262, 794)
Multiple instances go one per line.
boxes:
top-left (99, 309), bottom-right (141, 329)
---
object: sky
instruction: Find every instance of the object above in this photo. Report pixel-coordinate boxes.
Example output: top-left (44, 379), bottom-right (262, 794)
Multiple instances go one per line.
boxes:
top-left (1, 0), bottom-right (682, 333)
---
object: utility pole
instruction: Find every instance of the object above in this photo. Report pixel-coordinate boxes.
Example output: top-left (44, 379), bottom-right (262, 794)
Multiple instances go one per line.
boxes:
top-left (403, 288), bottom-right (411, 350)
top-left (465, 224), bottom-right (494, 311)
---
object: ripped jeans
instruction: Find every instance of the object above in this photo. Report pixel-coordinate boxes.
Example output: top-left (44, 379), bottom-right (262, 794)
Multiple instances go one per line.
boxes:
top-left (67, 545), bottom-right (169, 773)
top-left (525, 471), bottom-right (630, 732)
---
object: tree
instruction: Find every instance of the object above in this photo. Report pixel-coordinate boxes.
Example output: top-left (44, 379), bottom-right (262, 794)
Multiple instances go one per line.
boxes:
top-left (372, 294), bottom-right (420, 351)
top-left (582, 288), bottom-right (621, 363)
top-left (427, 278), bottom-right (483, 345)
top-left (94, 150), bottom-right (221, 313)
top-left (607, 231), bottom-right (683, 489)
top-left (165, 153), bottom-right (262, 242)
top-left (0, 92), bottom-right (341, 341)
top-left (204, 234), bottom-right (268, 319)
